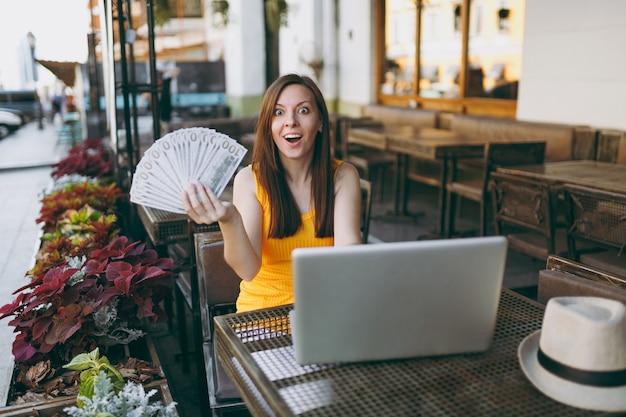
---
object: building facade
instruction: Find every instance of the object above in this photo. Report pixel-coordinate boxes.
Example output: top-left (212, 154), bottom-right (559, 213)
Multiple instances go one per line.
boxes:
top-left (98, 0), bottom-right (626, 130)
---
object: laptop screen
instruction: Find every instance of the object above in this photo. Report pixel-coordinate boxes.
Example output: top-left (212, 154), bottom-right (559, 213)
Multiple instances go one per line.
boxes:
top-left (290, 236), bottom-right (508, 364)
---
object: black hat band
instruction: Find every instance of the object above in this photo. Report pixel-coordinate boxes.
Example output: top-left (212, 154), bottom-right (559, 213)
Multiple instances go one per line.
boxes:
top-left (538, 348), bottom-right (626, 387)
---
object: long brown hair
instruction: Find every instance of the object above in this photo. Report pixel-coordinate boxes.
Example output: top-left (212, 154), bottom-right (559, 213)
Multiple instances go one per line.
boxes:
top-left (252, 74), bottom-right (334, 239)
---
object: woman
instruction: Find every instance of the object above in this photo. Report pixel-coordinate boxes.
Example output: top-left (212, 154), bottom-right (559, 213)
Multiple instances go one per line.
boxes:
top-left (181, 74), bottom-right (362, 312)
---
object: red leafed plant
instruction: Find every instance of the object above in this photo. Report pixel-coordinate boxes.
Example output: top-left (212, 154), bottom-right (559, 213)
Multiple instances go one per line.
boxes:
top-left (37, 181), bottom-right (124, 233)
top-left (29, 206), bottom-right (120, 278)
top-left (51, 139), bottom-right (113, 179)
top-left (0, 236), bottom-right (176, 365)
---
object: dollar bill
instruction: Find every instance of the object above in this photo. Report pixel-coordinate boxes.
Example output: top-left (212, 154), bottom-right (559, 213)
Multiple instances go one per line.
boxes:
top-left (130, 128), bottom-right (248, 213)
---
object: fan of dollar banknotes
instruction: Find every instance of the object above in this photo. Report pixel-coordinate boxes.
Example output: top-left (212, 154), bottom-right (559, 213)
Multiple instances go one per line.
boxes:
top-left (130, 127), bottom-right (247, 214)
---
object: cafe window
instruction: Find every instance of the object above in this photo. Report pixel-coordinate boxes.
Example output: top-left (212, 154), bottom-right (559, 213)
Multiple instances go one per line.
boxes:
top-left (169, 0), bottom-right (203, 18)
top-left (382, 1), bottom-right (417, 96)
top-left (466, 0), bottom-right (524, 99)
top-left (380, 0), bottom-right (525, 112)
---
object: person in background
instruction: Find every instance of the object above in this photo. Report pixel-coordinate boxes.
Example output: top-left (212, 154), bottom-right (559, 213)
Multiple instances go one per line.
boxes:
top-left (50, 94), bottom-right (63, 123)
top-left (62, 95), bottom-right (82, 145)
top-left (181, 74), bottom-right (362, 312)
top-left (159, 67), bottom-right (179, 133)
top-left (65, 100), bottom-right (78, 114)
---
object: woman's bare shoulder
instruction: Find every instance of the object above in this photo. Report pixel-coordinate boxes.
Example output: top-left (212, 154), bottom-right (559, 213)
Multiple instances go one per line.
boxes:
top-left (234, 165), bottom-right (256, 193)
top-left (334, 161), bottom-right (360, 197)
top-left (335, 161), bottom-right (360, 183)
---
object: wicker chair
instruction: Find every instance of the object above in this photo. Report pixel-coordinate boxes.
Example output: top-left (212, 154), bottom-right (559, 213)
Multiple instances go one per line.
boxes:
top-left (595, 129), bottom-right (624, 163)
top-left (563, 184), bottom-right (626, 278)
top-left (445, 141), bottom-right (546, 237)
top-left (491, 171), bottom-right (566, 260)
top-left (181, 229), bottom-right (245, 416)
top-left (340, 117), bottom-right (396, 201)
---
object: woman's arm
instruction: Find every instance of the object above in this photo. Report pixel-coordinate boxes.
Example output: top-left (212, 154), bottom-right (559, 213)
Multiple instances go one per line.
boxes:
top-left (333, 162), bottom-right (363, 246)
top-left (223, 167), bottom-right (263, 280)
top-left (181, 166), bottom-right (262, 281)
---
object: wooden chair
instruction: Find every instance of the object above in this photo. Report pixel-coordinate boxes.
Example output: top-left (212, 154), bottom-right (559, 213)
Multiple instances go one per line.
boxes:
top-left (340, 117), bottom-right (396, 201)
top-left (174, 227), bottom-right (246, 416)
top-left (538, 254), bottom-right (626, 305)
top-left (445, 141), bottom-right (546, 238)
top-left (360, 178), bottom-right (373, 243)
top-left (595, 129), bottom-right (624, 163)
top-left (490, 171), bottom-right (566, 260)
top-left (563, 184), bottom-right (626, 278)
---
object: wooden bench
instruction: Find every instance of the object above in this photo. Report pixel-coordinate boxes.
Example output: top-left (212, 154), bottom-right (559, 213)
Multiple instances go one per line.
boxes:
top-left (448, 114), bottom-right (576, 162)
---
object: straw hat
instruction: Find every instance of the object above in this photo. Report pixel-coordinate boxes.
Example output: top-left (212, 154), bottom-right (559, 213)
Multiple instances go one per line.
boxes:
top-left (518, 296), bottom-right (626, 411)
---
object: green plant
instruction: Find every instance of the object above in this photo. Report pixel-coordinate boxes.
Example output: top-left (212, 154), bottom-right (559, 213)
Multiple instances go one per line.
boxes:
top-left (37, 181), bottom-right (124, 233)
top-left (29, 205), bottom-right (120, 286)
top-left (209, 0), bottom-right (288, 31)
top-left (265, 0), bottom-right (288, 32)
top-left (211, 0), bottom-right (229, 28)
top-left (63, 350), bottom-right (176, 416)
top-left (153, 0), bottom-right (171, 27)
top-left (63, 347), bottom-right (125, 406)
top-left (64, 372), bottom-right (177, 416)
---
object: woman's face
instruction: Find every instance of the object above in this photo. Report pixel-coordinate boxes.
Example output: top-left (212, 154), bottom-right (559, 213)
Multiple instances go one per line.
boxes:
top-left (271, 84), bottom-right (321, 163)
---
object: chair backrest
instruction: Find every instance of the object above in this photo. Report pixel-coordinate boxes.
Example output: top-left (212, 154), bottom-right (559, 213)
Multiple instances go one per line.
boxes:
top-left (339, 117), bottom-right (383, 160)
top-left (481, 141), bottom-right (546, 191)
top-left (194, 231), bottom-right (241, 341)
top-left (595, 129), bottom-right (624, 163)
top-left (491, 171), bottom-right (553, 234)
top-left (546, 255), bottom-right (626, 285)
top-left (192, 230), bottom-right (243, 403)
top-left (360, 178), bottom-right (373, 243)
top-left (538, 269), bottom-right (626, 305)
top-left (485, 141), bottom-right (546, 172)
top-left (563, 184), bottom-right (626, 251)
top-left (490, 171), bottom-right (560, 260)
top-left (538, 254), bottom-right (626, 304)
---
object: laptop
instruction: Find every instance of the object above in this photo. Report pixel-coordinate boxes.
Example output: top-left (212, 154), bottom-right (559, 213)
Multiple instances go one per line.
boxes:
top-left (290, 236), bottom-right (508, 365)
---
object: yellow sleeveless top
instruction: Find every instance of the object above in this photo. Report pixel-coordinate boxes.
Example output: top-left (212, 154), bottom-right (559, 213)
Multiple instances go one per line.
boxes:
top-left (236, 162), bottom-right (341, 312)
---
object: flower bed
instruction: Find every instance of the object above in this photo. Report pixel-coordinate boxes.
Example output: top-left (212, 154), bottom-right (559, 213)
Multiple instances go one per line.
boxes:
top-left (3, 335), bottom-right (166, 410)
top-left (0, 381), bottom-right (176, 417)
top-left (0, 139), bottom-right (177, 412)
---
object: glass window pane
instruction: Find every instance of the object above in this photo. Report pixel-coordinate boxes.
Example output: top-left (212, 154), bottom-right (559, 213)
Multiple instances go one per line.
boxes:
top-left (382, 0), bottom-right (417, 96)
top-left (418, 0), bottom-right (463, 99)
top-left (466, 0), bottom-right (525, 99)
top-left (169, 0), bottom-right (203, 18)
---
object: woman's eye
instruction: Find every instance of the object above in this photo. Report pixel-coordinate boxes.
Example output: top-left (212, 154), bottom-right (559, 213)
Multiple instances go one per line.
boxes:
top-left (298, 107), bottom-right (309, 114)
top-left (274, 109), bottom-right (283, 116)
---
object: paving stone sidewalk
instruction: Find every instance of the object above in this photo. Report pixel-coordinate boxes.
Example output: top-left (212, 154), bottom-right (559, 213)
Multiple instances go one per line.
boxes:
top-left (0, 120), bottom-right (69, 406)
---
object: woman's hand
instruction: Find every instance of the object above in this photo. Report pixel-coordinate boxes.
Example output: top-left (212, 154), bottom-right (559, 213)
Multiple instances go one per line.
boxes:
top-left (180, 182), bottom-right (236, 225)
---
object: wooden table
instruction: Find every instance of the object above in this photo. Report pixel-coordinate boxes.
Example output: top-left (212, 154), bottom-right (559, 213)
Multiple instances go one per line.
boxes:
top-left (349, 125), bottom-right (485, 235)
top-left (214, 289), bottom-right (609, 416)
top-left (496, 160), bottom-right (626, 194)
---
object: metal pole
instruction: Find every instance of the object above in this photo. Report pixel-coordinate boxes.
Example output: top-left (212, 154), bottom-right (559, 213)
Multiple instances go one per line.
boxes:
top-left (117, 0), bottom-right (135, 182)
top-left (27, 33), bottom-right (43, 130)
top-left (126, 0), bottom-right (141, 169)
top-left (146, 0), bottom-right (161, 141)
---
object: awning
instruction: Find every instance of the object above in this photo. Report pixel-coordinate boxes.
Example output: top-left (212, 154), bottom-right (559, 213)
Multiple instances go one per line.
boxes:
top-left (36, 60), bottom-right (78, 87)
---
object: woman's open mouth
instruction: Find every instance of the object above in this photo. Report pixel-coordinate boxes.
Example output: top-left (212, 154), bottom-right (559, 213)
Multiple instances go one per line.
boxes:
top-left (284, 134), bottom-right (302, 143)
